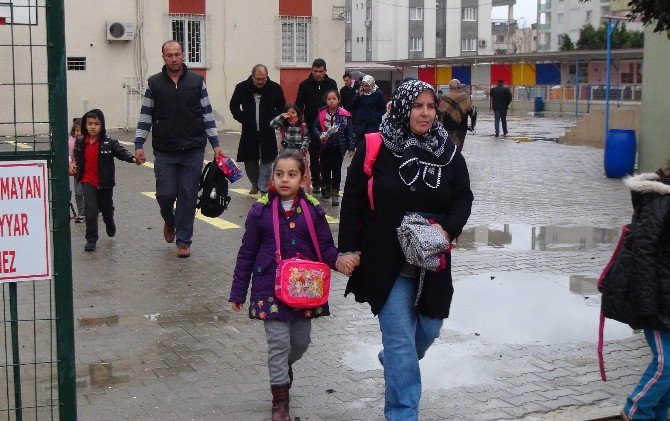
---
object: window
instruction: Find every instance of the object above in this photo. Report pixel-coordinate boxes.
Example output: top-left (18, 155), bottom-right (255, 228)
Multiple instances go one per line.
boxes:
top-left (169, 14), bottom-right (206, 67)
top-left (462, 7), bottom-right (477, 21)
top-left (66, 57), bottom-right (86, 71)
top-left (461, 38), bottom-right (477, 51)
top-left (366, 37), bottom-right (372, 52)
top-left (496, 35), bottom-right (505, 43)
top-left (409, 37), bottom-right (423, 52)
top-left (557, 13), bottom-right (564, 24)
top-left (366, 6), bottom-right (373, 21)
top-left (410, 7), bottom-right (423, 20)
top-left (345, 39), bottom-right (352, 53)
top-left (0, 0), bottom-right (37, 25)
top-left (346, 9), bottom-right (352, 23)
top-left (279, 16), bottom-right (311, 66)
top-left (586, 10), bottom-right (592, 22)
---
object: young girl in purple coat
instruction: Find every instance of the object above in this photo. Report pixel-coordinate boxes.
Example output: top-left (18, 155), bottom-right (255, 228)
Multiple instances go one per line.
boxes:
top-left (229, 150), bottom-right (338, 421)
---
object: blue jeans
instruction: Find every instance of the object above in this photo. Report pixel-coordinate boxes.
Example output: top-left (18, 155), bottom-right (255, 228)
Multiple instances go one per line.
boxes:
top-left (624, 330), bottom-right (670, 420)
top-left (378, 275), bottom-right (444, 421)
top-left (493, 109), bottom-right (508, 135)
top-left (154, 148), bottom-right (205, 246)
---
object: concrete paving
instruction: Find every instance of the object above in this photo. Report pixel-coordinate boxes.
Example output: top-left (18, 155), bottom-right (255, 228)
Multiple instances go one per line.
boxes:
top-left (69, 114), bottom-right (647, 420)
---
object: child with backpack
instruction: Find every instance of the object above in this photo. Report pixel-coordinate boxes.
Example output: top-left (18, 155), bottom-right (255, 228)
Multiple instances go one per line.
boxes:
top-left (70, 109), bottom-right (138, 251)
top-left (229, 150), bottom-right (338, 421)
top-left (270, 103), bottom-right (309, 155)
top-left (599, 161), bottom-right (670, 421)
top-left (312, 90), bottom-right (355, 206)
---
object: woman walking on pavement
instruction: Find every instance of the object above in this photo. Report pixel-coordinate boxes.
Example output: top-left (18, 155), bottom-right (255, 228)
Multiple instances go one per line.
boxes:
top-left (351, 75), bottom-right (387, 144)
top-left (336, 79), bottom-right (473, 420)
top-left (602, 160), bottom-right (670, 421)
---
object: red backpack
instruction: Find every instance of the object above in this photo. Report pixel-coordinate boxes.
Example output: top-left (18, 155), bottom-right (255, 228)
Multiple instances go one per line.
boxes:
top-left (363, 132), bottom-right (383, 210)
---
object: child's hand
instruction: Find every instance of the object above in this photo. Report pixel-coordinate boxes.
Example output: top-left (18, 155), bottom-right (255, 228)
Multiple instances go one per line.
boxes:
top-left (282, 113), bottom-right (291, 119)
top-left (68, 163), bottom-right (77, 176)
top-left (231, 302), bottom-right (243, 312)
top-left (132, 157), bottom-right (141, 165)
top-left (347, 150), bottom-right (355, 158)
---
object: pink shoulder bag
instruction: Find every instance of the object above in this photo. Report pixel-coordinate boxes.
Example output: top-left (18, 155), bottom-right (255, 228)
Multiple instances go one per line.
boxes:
top-left (272, 198), bottom-right (331, 308)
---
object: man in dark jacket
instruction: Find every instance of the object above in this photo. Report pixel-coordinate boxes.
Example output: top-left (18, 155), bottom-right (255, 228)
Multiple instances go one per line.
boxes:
top-left (489, 79), bottom-right (512, 137)
top-left (134, 40), bottom-right (223, 258)
top-left (340, 72), bottom-right (359, 115)
top-left (296, 58), bottom-right (338, 194)
top-left (230, 64), bottom-right (286, 195)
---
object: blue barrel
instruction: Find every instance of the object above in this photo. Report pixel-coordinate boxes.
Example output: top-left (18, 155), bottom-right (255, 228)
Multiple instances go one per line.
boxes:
top-left (604, 129), bottom-right (636, 178)
top-left (534, 96), bottom-right (545, 112)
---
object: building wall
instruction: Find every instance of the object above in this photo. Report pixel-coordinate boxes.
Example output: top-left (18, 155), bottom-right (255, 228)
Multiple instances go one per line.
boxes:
top-left (445, 0), bottom-right (462, 57)
top-left (14, 0), bottom-right (346, 132)
top-left (638, 26), bottom-right (670, 172)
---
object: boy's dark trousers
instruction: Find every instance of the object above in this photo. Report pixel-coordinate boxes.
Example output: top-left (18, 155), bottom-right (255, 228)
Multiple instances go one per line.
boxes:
top-left (82, 182), bottom-right (114, 243)
top-left (308, 134), bottom-right (322, 190)
top-left (320, 148), bottom-right (344, 190)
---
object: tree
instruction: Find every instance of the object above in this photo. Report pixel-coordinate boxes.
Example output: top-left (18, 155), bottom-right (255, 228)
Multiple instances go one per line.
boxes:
top-left (576, 22), bottom-right (644, 49)
top-left (559, 34), bottom-right (575, 50)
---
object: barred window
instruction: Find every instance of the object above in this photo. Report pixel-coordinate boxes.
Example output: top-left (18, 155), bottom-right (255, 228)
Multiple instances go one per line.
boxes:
top-left (409, 37), bottom-right (423, 52)
top-left (461, 38), bottom-right (477, 51)
top-left (410, 7), bottom-right (423, 21)
top-left (462, 7), bottom-right (477, 21)
top-left (280, 16), bottom-right (311, 67)
top-left (0, 0), bottom-right (38, 25)
top-left (345, 39), bottom-right (352, 53)
top-left (169, 14), bottom-right (206, 67)
top-left (66, 57), bottom-right (86, 71)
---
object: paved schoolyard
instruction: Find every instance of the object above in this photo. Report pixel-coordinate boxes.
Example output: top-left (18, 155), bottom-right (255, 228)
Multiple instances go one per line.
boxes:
top-left (71, 115), bottom-right (647, 420)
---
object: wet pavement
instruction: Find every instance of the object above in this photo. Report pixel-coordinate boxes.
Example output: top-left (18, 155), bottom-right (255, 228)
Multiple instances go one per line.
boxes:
top-left (66, 114), bottom-right (650, 420)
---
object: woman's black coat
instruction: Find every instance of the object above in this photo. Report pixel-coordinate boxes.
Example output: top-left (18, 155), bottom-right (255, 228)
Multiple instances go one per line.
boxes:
top-left (338, 137), bottom-right (473, 318)
top-left (351, 89), bottom-right (387, 137)
top-left (601, 173), bottom-right (670, 331)
top-left (229, 77), bottom-right (286, 163)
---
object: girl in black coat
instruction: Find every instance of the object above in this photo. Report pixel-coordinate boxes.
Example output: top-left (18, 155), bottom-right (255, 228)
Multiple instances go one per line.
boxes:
top-left (605, 167), bottom-right (670, 421)
top-left (337, 79), bottom-right (473, 420)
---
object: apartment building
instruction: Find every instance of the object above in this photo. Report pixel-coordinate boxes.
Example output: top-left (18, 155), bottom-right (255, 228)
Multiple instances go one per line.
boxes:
top-left (345, 0), bottom-right (515, 62)
top-left (1, 0), bottom-right (345, 133)
top-left (536, 0), bottom-right (641, 52)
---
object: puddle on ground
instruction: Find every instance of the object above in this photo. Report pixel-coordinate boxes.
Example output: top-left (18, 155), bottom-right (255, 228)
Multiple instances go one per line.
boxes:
top-left (447, 272), bottom-right (632, 345)
top-left (458, 224), bottom-right (619, 251)
top-left (342, 271), bottom-right (631, 390)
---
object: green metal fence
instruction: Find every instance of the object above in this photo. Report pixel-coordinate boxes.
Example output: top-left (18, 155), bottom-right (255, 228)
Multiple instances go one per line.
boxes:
top-left (0, 1), bottom-right (76, 419)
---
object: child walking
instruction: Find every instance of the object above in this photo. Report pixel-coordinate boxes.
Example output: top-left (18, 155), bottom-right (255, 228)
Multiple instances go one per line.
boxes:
top-left (601, 160), bottom-right (670, 421)
top-left (312, 90), bottom-right (355, 206)
top-left (70, 109), bottom-right (138, 251)
top-left (229, 150), bottom-right (338, 421)
top-left (68, 118), bottom-right (85, 222)
top-left (270, 103), bottom-right (309, 154)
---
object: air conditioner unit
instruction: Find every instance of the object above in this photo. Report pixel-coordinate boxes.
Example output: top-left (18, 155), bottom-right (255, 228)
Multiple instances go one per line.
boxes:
top-left (106, 21), bottom-right (135, 41)
top-left (479, 39), bottom-right (487, 47)
top-left (365, 20), bottom-right (372, 27)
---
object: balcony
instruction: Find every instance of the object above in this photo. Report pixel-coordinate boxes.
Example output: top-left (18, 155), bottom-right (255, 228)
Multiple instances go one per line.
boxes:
top-left (537, 23), bottom-right (551, 30)
top-left (539, 1), bottom-right (551, 10)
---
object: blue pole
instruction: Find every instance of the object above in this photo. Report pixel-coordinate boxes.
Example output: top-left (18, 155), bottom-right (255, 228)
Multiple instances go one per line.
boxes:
top-left (604, 19), bottom-right (618, 137)
top-left (575, 55), bottom-right (579, 116)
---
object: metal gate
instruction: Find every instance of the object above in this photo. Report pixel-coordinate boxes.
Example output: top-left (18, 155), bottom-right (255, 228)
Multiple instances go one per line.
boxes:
top-left (0, 1), bottom-right (77, 420)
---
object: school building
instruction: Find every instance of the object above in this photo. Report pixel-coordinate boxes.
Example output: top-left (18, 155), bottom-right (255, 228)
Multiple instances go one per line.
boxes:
top-left (0, 0), bottom-right (346, 135)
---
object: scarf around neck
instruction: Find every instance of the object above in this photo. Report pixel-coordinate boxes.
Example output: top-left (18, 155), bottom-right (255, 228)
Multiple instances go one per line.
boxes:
top-left (379, 79), bottom-right (455, 189)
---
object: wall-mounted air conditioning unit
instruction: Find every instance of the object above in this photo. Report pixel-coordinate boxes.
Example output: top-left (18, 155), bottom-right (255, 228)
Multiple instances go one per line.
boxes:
top-left (365, 20), bottom-right (372, 27)
top-left (106, 21), bottom-right (135, 41)
top-left (479, 39), bottom-right (487, 47)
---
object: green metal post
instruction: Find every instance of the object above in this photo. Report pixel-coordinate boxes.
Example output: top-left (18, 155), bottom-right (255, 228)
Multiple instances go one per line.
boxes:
top-left (45, 1), bottom-right (77, 419)
top-left (9, 283), bottom-right (22, 421)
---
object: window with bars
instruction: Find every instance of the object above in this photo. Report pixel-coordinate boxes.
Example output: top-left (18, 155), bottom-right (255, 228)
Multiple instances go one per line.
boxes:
top-left (345, 39), bottom-right (352, 53)
top-left (366, 6), bottom-right (373, 21)
top-left (410, 7), bottom-right (423, 20)
top-left (346, 10), bottom-right (352, 23)
top-left (366, 37), bottom-right (372, 52)
top-left (66, 57), bottom-right (86, 71)
top-left (462, 7), bottom-right (477, 21)
top-left (279, 16), bottom-right (311, 67)
top-left (461, 38), bottom-right (477, 51)
top-left (0, 0), bottom-right (38, 25)
top-left (169, 14), bottom-right (206, 67)
top-left (409, 37), bottom-right (423, 52)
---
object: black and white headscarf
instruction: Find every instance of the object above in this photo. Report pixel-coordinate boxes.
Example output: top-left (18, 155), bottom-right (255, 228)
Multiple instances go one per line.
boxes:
top-left (379, 79), bottom-right (456, 188)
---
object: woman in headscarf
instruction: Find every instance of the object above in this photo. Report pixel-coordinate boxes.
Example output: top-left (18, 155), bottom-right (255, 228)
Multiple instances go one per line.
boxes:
top-left (336, 79), bottom-right (473, 420)
top-left (351, 75), bottom-right (388, 145)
